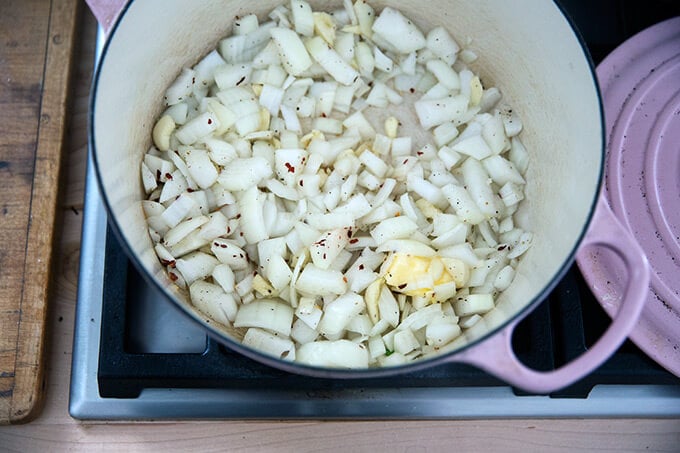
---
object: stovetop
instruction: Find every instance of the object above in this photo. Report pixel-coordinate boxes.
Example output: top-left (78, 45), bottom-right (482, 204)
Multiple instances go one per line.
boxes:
top-left (69, 0), bottom-right (680, 420)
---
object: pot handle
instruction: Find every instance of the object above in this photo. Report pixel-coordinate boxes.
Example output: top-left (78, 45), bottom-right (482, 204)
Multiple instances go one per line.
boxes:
top-left (85, 0), bottom-right (127, 35)
top-left (447, 197), bottom-right (649, 394)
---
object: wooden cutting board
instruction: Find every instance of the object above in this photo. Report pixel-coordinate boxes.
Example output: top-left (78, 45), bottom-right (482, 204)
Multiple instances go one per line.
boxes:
top-left (0, 0), bottom-right (81, 424)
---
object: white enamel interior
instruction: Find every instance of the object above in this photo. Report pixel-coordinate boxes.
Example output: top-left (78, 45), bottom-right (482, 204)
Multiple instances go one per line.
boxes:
top-left (92, 0), bottom-right (603, 370)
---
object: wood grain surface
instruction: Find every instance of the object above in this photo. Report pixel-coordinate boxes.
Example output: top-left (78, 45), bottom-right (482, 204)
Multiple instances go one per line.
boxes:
top-left (0, 0), bottom-right (80, 424)
top-left (0, 4), bottom-right (678, 451)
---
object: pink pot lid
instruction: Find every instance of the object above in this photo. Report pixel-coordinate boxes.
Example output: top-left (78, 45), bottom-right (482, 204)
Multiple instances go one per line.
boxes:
top-left (577, 17), bottom-right (680, 377)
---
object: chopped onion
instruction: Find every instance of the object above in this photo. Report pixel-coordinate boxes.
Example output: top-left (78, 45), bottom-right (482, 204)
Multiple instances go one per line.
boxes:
top-left (143, 1), bottom-right (532, 369)
top-left (234, 299), bottom-right (294, 336)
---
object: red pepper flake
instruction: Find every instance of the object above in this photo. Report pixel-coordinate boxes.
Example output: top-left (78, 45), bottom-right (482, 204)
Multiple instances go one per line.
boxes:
top-left (168, 272), bottom-right (178, 282)
top-left (358, 264), bottom-right (364, 270)
top-left (240, 232), bottom-right (244, 236)
top-left (187, 188), bottom-right (195, 193)
top-left (409, 87), bottom-right (415, 93)
top-left (398, 283), bottom-right (407, 289)
top-left (323, 253), bottom-right (327, 259)
top-left (403, 159), bottom-right (409, 165)
top-left (349, 238), bottom-right (359, 244)
top-left (219, 244), bottom-right (227, 248)
top-left (236, 213), bottom-right (241, 219)
top-left (321, 112), bottom-right (327, 118)
top-left (284, 162), bottom-right (295, 173)
top-left (165, 172), bottom-right (173, 180)
top-left (207, 118), bottom-right (213, 125)
top-left (299, 179), bottom-right (304, 187)
top-left (227, 226), bottom-right (231, 234)
top-left (497, 245), bottom-right (507, 251)
top-left (192, 77), bottom-right (196, 84)
top-left (417, 151), bottom-right (424, 156)
top-left (343, 276), bottom-right (348, 283)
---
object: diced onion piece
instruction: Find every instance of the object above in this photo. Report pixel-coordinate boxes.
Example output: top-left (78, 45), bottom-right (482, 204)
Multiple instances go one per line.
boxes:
top-left (239, 186), bottom-right (268, 244)
top-left (295, 296), bottom-right (322, 329)
top-left (291, 0), bottom-right (315, 36)
top-left (378, 285), bottom-right (400, 327)
top-left (483, 155), bottom-right (525, 186)
top-left (189, 280), bottom-right (238, 324)
top-left (368, 335), bottom-right (386, 359)
top-left (164, 215), bottom-right (209, 247)
top-left (426, 59), bottom-right (459, 90)
top-left (499, 181), bottom-right (525, 207)
top-left (451, 134), bottom-right (493, 160)
top-left (364, 278), bottom-right (382, 324)
top-left (461, 157), bottom-right (498, 218)
top-left (306, 36), bottom-right (359, 85)
top-left (141, 162), bottom-right (157, 195)
top-left (414, 95), bottom-right (468, 130)
top-left (426, 316), bottom-right (461, 346)
top-left (509, 137), bottom-right (530, 174)
top-left (165, 68), bottom-right (195, 106)
top-left (214, 64), bottom-right (253, 89)
top-left (354, 0), bottom-right (375, 38)
top-left (318, 292), bottom-right (365, 337)
top-left (161, 194), bottom-right (197, 228)
top-left (371, 7), bottom-right (426, 54)
top-left (297, 340), bottom-right (369, 368)
top-left (355, 41), bottom-right (375, 77)
top-left (501, 108), bottom-right (523, 137)
top-left (370, 216), bottom-right (419, 246)
top-left (440, 257), bottom-right (470, 287)
top-left (234, 299), bottom-right (294, 336)
top-left (219, 22), bottom-right (276, 64)
top-left (295, 264), bottom-right (347, 296)
top-left (175, 112), bottom-right (220, 145)
top-left (212, 263), bottom-right (236, 293)
top-left (243, 327), bottom-right (296, 361)
top-left (454, 294), bottom-right (494, 317)
top-left (439, 243), bottom-right (482, 267)
top-left (184, 149), bottom-right (218, 190)
top-left (459, 313), bottom-right (482, 329)
top-left (313, 11), bottom-right (337, 45)
top-left (291, 318), bottom-right (319, 344)
top-left (480, 113), bottom-right (508, 155)
top-left (507, 232), bottom-right (533, 259)
top-left (393, 329), bottom-right (420, 355)
top-left (426, 26), bottom-right (459, 65)
top-left (493, 264), bottom-right (515, 291)
top-left (310, 227), bottom-right (351, 269)
top-left (398, 303), bottom-right (442, 331)
top-left (217, 156), bottom-right (272, 191)
top-left (175, 251), bottom-right (219, 285)
top-left (270, 27), bottom-right (314, 76)
top-left (441, 183), bottom-right (485, 225)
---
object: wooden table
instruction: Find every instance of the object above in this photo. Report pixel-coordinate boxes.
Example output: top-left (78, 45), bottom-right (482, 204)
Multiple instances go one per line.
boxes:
top-left (1, 3), bottom-right (679, 451)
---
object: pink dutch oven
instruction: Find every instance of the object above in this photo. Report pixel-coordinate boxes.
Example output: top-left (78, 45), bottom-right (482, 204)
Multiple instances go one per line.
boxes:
top-left (85, 0), bottom-right (651, 393)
